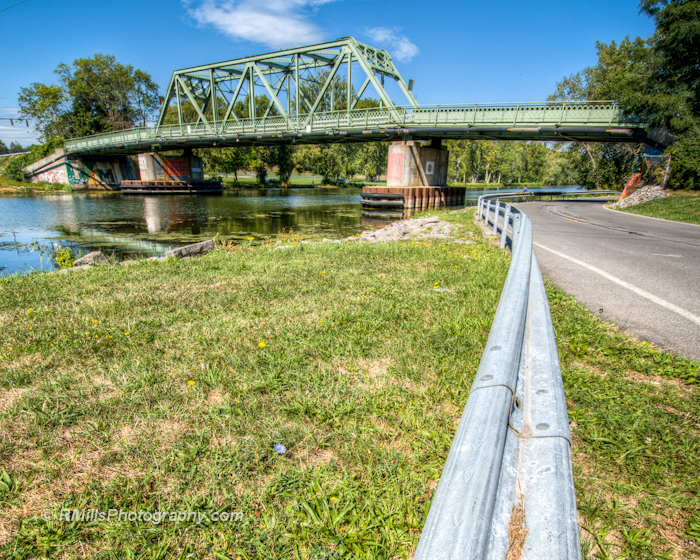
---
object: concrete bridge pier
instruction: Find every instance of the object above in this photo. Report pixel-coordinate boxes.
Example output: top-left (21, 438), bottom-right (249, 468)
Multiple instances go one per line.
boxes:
top-left (363, 139), bottom-right (464, 216)
top-left (120, 151), bottom-right (221, 194)
top-left (136, 151), bottom-right (205, 183)
top-left (387, 139), bottom-right (449, 188)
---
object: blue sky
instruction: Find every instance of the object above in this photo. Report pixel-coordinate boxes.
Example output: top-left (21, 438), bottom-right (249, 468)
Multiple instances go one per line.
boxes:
top-left (0, 0), bottom-right (655, 146)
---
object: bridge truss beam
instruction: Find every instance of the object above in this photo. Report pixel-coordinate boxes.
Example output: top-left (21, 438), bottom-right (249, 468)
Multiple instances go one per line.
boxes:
top-left (154, 37), bottom-right (417, 134)
top-left (65, 103), bottom-right (657, 156)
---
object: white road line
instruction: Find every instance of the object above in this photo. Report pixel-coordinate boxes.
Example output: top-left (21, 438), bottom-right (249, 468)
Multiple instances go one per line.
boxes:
top-left (534, 242), bottom-right (700, 328)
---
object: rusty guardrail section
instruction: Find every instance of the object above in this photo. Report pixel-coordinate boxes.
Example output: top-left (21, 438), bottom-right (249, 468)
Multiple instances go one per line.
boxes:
top-left (413, 194), bottom-right (584, 559)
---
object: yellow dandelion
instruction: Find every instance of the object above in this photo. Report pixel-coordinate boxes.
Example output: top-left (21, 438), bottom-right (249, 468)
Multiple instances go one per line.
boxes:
top-left (187, 380), bottom-right (195, 386)
top-left (258, 342), bottom-right (266, 348)
top-left (109, 336), bottom-right (112, 338)
top-left (247, 237), bottom-right (254, 241)
top-left (93, 319), bottom-right (98, 323)
top-left (28, 308), bottom-right (32, 311)
top-left (86, 331), bottom-right (90, 335)
top-left (321, 271), bottom-right (326, 274)
top-left (125, 332), bottom-right (130, 336)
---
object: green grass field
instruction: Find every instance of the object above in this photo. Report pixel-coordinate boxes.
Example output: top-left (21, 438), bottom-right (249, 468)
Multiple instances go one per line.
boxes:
top-left (0, 209), bottom-right (698, 559)
top-left (617, 191), bottom-right (700, 225)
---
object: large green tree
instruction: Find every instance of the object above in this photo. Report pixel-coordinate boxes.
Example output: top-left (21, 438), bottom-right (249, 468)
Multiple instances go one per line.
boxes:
top-left (18, 54), bottom-right (159, 140)
top-left (550, 1), bottom-right (700, 188)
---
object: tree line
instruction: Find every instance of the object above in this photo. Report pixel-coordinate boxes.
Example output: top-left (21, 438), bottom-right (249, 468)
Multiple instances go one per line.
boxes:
top-left (549, 0), bottom-right (700, 189)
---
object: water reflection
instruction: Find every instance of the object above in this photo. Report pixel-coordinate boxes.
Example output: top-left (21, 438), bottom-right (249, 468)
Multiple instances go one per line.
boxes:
top-left (0, 188), bottom-right (364, 275)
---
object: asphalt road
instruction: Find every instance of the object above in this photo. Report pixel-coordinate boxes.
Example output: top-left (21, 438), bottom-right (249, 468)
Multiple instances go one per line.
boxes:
top-left (516, 198), bottom-right (700, 362)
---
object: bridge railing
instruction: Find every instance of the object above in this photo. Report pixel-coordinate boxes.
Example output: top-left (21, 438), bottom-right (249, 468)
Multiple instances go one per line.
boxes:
top-left (64, 101), bottom-right (645, 153)
top-left (412, 194), bottom-right (583, 559)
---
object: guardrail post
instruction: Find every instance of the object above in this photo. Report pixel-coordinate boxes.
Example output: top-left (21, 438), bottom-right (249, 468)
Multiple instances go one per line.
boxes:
top-left (485, 200), bottom-right (492, 225)
top-left (492, 200), bottom-right (501, 234)
top-left (500, 204), bottom-right (512, 249)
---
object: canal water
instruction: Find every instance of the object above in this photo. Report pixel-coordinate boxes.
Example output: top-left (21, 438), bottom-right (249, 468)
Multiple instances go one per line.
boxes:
top-left (0, 186), bottom-right (584, 276)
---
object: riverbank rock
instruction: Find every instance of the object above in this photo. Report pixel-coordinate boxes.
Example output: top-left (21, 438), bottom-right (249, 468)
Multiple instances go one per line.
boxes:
top-left (165, 239), bottom-right (215, 259)
top-left (344, 216), bottom-right (463, 243)
top-left (609, 185), bottom-right (669, 209)
top-left (73, 251), bottom-right (113, 267)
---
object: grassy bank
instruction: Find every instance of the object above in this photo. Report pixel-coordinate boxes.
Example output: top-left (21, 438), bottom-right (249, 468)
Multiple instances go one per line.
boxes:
top-left (549, 287), bottom-right (700, 559)
top-left (617, 191), bottom-right (700, 225)
top-left (1, 210), bottom-right (698, 559)
top-left (0, 214), bottom-right (506, 559)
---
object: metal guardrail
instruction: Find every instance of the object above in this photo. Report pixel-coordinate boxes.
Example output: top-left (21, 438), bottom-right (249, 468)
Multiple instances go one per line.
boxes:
top-left (413, 193), bottom-right (586, 559)
top-left (499, 189), bottom-right (620, 204)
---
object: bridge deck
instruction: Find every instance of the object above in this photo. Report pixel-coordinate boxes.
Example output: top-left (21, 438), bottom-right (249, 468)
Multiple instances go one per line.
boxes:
top-left (64, 102), bottom-right (651, 156)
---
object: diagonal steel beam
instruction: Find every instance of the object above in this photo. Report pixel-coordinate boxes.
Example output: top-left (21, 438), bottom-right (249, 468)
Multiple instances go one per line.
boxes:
top-left (305, 52), bottom-right (345, 124)
top-left (176, 75), bottom-right (212, 131)
top-left (156, 75), bottom-right (177, 129)
top-left (222, 63), bottom-right (252, 124)
top-left (254, 64), bottom-right (289, 119)
top-left (263, 73), bottom-right (290, 119)
top-left (347, 43), bottom-right (396, 111)
top-left (350, 76), bottom-right (371, 110)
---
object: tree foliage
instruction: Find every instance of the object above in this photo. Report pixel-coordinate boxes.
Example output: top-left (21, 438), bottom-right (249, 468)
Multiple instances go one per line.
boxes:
top-left (18, 54), bottom-right (160, 140)
top-left (0, 140), bottom-right (24, 155)
top-left (550, 0), bottom-right (700, 188)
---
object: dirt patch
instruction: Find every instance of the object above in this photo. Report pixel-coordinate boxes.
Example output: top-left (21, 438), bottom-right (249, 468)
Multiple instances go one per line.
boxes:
top-left (301, 448), bottom-right (338, 468)
top-left (206, 390), bottom-right (225, 405)
top-left (357, 357), bottom-right (392, 389)
top-left (624, 370), bottom-right (696, 394)
top-left (0, 387), bottom-right (29, 411)
top-left (506, 493), bottom-right (528, 560)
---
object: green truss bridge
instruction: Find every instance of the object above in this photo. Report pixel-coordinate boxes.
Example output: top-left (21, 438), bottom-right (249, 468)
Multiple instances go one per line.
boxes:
top-left (64, 37), bottom-right (655, 156)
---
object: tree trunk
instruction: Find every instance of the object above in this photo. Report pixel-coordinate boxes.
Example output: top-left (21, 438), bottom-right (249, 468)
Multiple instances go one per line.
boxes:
top-left (661, 156), bottom-right (672, 189)
top-left (579, 141), bottom-right (600, 188)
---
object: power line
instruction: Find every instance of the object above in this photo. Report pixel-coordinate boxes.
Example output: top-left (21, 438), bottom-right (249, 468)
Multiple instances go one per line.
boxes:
top-left (0, 0), bottom-right (30, 14)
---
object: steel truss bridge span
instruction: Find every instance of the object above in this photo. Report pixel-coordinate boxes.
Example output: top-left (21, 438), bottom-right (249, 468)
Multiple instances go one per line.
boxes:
top-left (63, 36), bottom-right (653, 156)
top-left (64, 102), bottom-right (652, 156)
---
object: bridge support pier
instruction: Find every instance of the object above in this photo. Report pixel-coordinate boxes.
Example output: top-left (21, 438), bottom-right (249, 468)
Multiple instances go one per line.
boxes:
top-left (362, 140), bottom-right (461, 218)
top-left (387, 140), bottom-right (448, 188)
top-left (137, 152), bottom-right (205, 183)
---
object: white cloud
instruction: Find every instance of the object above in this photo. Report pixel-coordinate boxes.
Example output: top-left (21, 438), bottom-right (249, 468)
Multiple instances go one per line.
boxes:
top-left (184, 0), bottom-right (336, 50)
top-left (366, 27), bottom-right (419, 62)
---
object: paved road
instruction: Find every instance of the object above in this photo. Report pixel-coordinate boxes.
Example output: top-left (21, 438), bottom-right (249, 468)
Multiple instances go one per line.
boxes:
top-left (516, 199), bottom-right (700, 362)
